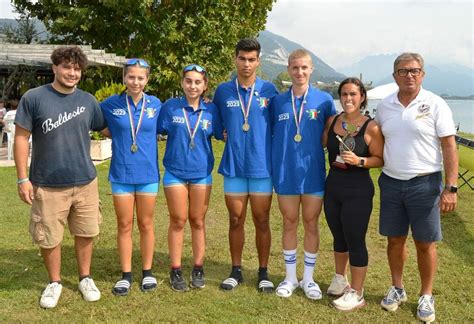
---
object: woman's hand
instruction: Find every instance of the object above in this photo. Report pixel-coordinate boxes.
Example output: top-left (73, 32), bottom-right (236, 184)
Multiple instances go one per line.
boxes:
top-left (340, 150), bottom-right (360, 166)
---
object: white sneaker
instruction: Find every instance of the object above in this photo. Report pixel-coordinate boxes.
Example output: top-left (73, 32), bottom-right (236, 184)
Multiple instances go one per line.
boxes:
top-left (79, 277), bottom-right (101, 302)
top-left (381, 286), bottom-right (407, 312)
top-left (40, 282), bottom-right (63, 309)
top-left (332, 288), bottom-right (366, 311)
top-left (417, 294), bottom-right (435, 323)
top-left (327, 274), bottom-right (349, 296)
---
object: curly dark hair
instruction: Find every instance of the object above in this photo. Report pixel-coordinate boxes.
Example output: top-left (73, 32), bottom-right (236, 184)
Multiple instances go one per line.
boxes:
top-left (337, 77), bottom-right (368, 110)
top-left (50, 46), bottom-right (88, 70)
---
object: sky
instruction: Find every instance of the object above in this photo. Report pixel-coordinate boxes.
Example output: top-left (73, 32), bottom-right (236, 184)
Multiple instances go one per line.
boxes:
top-left (265, 0), bottom-right (473, 69)
top-left (1, 0), bottom-right (472, 69)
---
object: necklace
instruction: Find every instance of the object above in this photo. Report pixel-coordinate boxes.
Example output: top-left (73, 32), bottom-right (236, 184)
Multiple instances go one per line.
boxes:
top-left (341, 115), bottom-right (361, 135)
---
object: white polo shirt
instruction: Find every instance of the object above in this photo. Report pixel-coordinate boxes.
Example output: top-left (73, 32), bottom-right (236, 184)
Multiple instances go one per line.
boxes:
top-left (375, 88), bottom-right (456, 180)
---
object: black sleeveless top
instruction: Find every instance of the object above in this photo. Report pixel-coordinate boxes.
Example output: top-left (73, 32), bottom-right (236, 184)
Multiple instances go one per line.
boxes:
top-left (327, 114), bottom-right (371, 173)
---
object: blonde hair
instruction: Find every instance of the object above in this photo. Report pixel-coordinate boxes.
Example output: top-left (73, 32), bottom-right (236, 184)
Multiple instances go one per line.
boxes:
top-left (288, 49), bottom-right (312, 66)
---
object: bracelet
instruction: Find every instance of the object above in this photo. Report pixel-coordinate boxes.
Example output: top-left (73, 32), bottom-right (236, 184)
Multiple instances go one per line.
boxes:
top-left (16, 178), bottom-right (29, 184)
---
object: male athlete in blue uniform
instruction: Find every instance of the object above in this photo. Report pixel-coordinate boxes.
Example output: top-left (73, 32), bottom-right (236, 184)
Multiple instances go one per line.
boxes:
top-left (213, 38), bottom-right (278, 292)
top-left (271, 49), bottom-right (336, 300)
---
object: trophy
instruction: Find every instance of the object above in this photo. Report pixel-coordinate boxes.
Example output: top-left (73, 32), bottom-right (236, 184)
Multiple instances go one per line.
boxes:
top-left (332, 134), bottom-right (355, 169)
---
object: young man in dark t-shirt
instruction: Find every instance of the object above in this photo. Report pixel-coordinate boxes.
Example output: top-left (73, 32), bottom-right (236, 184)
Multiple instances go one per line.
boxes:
top-left (14, 46), bottom-right (105, 309)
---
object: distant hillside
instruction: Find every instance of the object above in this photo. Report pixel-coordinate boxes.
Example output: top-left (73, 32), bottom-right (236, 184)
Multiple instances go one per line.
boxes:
top-left (0, 18), bottom-right (49, 42)
top-left (340, 54), bottom-right (474, 96)
top-left (258, 30), bottom-right (345, 83)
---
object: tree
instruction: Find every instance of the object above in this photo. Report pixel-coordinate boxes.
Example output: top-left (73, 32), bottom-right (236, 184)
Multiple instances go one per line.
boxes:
top-left (0, 4), bottom-right (47, 44)
top-left (273, 71), bottom-right (291, 93)
top-left (1, 4), bottom-right (49, 99)
top-left (13, 0), bottom-right (276, 99)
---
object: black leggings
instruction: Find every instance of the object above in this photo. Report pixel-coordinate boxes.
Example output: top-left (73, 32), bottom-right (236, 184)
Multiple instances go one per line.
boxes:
top-left (324, 170), bottom-right (374, 267)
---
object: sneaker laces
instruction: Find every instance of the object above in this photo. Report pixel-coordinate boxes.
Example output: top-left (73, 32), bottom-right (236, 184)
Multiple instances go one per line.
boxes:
top-left (342, 288), bottom-right (361, 302)
top-left (173, 270), bottom-right (184, 281)
top-left (82, 278), bottom-right (98, 292)
top-left (385, 287), bottom-right (402, 302)
top-left (43, 283), bottom-right (57, 298)
top-left (418, 295), bottom-right (434, 313)
top-left (193, 269), bottom-right (203, 278)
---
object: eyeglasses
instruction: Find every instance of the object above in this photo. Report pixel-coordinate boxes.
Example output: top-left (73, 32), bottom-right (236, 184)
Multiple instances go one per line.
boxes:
top-left (396, 68), bottom-right (422, 77)
top-left (125, 58), bottom-right (150, 68)
top-left (183, 64), bottom-right (206, 74)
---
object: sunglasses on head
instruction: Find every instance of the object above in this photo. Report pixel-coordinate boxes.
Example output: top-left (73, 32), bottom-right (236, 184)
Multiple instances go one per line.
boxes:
top-left (125, 58), bottom-right (150, 68)
top-left (183, 64), bottom-right (206, 74)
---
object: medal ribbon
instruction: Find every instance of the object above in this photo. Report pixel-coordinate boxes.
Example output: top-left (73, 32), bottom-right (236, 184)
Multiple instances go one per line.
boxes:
top-left (235, 78), bottom-right (256, 125)
top-left (126, 94), bottom-right (146, 147)
top-left (182, 107), bottom-right (203, 145)
top-left (291, 86), bottom-right (309, 136)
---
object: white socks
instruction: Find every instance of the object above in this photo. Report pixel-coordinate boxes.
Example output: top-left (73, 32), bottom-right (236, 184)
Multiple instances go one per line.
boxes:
top-left (303, 251), bottom-right (318, 283)
top-left (283, 250), bottom-right (318, 284)
top-left (283, 249), bottom-right (298, 284)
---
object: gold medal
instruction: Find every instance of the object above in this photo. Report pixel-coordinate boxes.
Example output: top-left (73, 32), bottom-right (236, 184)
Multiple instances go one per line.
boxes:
top-left (131, 143), bottom-right (138, 153)
top-left (294, 134), bottom-right (302, 142)
top-left (242, 123), bottom-right (250, 132)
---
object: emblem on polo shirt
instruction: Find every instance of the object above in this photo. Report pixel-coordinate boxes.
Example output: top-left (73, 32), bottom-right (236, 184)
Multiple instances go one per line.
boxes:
top-left (307, 109), bottom-right (319, 120)
top-left (201, 119), bottom-right (211, 130)
top-left (416, 104), bottom-right (431, 119)
top-left (112, 108), bottom-right (126, 116)
top-left (226, 100), bottom-right (240, 108)
top-left (146, 108), bottom-right (157, 118)
top-left (259, 97), bottom-right (269, 108)
top-left (278, 113), bottom-right (289, 122)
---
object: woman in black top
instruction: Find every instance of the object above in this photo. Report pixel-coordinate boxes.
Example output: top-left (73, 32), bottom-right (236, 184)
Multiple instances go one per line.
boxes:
top-left (322, 78), bottom-right (384, 311)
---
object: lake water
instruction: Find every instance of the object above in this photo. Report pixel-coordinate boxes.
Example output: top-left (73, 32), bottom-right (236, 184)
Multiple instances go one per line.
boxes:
top-left (335, 99), bottom-right (474, 134)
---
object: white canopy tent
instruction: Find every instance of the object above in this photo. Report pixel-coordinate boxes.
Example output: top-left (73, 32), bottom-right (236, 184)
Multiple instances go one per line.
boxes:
top-left (367, 82), bottom-right (398, 100)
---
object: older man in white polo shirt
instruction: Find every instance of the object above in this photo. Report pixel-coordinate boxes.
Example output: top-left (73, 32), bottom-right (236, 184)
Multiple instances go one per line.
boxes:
top-left (375, 52), bottom-right (458, 323)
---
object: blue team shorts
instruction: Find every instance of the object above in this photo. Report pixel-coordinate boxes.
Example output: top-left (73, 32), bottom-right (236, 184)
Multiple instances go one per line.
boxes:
top-left (378, 172), bottom-right (442, 242)
top-left (224, 176), bottom-right (273, 195)
top-left (163, 170), bottom-right (212, 187)
top-left (111, 182), bottom-right (159, 195)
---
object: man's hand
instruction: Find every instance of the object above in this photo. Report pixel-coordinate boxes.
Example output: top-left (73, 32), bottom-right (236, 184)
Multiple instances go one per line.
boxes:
top-left (18, 181), bottom-right (34, 205)
top-left (439, 190), bottom-right (457, 213)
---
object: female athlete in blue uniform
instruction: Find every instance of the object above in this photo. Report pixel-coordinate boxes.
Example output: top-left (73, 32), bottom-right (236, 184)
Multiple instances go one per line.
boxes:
top-left (100, 58), bottom-right (162, 296)
top-left (158, 64), bottom-right (222, 292)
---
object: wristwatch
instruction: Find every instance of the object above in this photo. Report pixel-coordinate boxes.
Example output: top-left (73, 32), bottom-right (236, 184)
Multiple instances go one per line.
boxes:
top-left (358, 158), bottom-right (365, 168)
top-left (444, 185), bottom-right (458, 193)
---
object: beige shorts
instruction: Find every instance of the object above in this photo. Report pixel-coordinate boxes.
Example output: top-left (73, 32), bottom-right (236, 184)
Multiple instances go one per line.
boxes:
top-left (29, 178), bottom-right (102, 249)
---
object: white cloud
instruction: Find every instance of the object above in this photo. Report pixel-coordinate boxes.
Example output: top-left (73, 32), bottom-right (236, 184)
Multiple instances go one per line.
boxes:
top-left (266, 0), bottom-right (473, 69)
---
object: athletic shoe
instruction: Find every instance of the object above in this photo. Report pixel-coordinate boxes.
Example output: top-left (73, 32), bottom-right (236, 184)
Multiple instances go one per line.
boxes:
top-left (327, 274), bottom-right (350, 296)
top-left (78, 277), bottom-right (101, 302)
top-left (190, 268), bottom-right (206, 289)
top-left (170, 269), bottom-right (189, 292)
top-left (381, 286), bottom-right (407, 311)
top-left (39, 282), bottom-right (62, 309)
top-left (417, 294), bottom-right (435, 323)
top-left (332, 288), bottom-right (366, 311)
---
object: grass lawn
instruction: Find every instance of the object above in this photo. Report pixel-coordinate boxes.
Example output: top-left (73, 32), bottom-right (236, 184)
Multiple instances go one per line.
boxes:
top-left (0, 140), bottom-right (473, 322)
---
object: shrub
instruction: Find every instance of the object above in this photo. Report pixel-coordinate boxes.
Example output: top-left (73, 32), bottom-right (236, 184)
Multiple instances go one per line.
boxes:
top-left (90, 83), bottom-right (126, 140)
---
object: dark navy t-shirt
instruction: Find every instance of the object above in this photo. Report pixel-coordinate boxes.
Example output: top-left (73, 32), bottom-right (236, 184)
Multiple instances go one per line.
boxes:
top-left (15, 84), bottom-right (105, 187)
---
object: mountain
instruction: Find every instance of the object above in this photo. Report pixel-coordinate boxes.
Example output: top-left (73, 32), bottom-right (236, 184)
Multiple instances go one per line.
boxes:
top-left (340, 54), bottom-right (474, 96)
top-left (0, 18), bottom-right (49, 42)
top-left (258, 30), bottom-right (345, 83)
